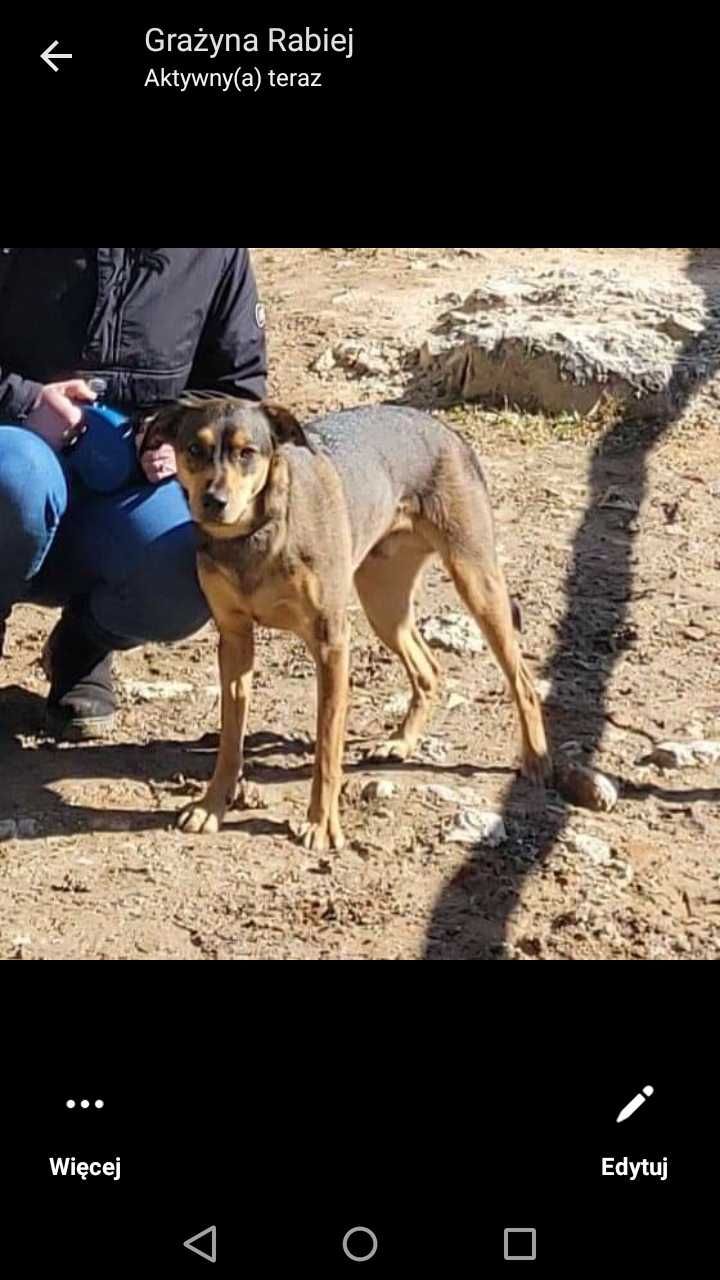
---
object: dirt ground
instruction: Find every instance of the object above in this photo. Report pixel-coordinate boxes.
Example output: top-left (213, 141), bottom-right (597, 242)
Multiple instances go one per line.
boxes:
top-left (2, 247), bottom-right (719, 960)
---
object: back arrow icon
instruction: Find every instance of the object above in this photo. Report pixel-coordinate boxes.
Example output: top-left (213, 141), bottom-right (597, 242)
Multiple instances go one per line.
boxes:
top-left (183, 1226), bottom-right (216, 1262)
top-left (41, 41), bottom-right (73, 71)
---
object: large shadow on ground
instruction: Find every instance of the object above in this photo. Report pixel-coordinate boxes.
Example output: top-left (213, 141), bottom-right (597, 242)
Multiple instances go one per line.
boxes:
top-left (423, 248), bottom-right (720, 959)
top-left (0, 686), bottom-right (514, 842)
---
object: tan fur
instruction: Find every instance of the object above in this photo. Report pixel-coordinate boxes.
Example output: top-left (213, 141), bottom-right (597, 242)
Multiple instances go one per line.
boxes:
top-left (156, 398), bottom-right (551, 853)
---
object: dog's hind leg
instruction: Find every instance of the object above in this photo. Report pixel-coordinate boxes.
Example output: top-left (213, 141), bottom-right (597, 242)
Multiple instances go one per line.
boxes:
top-left (355, 534), bottom-right (440, 763)
top-left (441, 543), bottom-right (550, 784)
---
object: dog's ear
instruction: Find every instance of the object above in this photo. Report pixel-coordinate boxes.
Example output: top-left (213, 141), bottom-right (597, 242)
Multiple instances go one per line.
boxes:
top-left (139, 394), bottom-right (216, 451)
top-left (262, 402), bottom-right (316, 452)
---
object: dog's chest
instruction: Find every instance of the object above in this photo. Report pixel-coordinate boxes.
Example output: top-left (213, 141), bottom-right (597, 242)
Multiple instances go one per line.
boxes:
top-left (198, 548), bottom-right (314, 635)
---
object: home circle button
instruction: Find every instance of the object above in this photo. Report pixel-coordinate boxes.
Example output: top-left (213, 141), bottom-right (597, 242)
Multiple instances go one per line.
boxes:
top-left (342, 1227), bottom-right (379, 1262)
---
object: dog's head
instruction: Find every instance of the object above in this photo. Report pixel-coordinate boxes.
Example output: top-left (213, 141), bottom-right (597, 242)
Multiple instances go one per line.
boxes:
top-left (144, 396), bottom-right (313, 531)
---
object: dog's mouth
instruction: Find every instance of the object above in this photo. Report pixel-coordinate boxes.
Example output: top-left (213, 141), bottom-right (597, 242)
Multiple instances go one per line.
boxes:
top-left (195, 496), bottom-right (255, 534)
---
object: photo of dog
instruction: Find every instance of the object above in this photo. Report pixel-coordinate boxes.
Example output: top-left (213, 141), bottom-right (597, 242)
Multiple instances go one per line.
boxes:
top-left (145, 396), bottom-right (550, 852)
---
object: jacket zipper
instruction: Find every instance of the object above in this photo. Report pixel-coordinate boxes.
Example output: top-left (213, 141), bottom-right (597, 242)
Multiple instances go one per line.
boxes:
top-left (112, 249), bottom-right (136, 366)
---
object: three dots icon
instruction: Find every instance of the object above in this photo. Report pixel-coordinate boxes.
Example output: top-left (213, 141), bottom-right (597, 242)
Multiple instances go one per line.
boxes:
top-left (66, 1099), bottom-right (104, 1109)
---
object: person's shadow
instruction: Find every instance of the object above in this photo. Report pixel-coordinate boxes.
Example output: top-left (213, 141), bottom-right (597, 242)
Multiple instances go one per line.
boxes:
top-left (0, 685), bottom-right (301, 841)
top-left (423, 248), bottom-right (720, 959)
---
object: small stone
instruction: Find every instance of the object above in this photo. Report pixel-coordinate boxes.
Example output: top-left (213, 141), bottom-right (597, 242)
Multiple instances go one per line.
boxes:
top-left (0, 819), bottom-right (18, 839)
top-left (361, 780), bottom-right (398, 803)
top-left (683, 626), bottom-right (707, 642)
top-left (612, 859), bottom-right (635, 885)
top-left (419, 610), bottom-right (485, 656)
top-left (234, 780), bottom-right (268, 811)
top-left (330, 339), bottom-right (394, 378)
top-left (445, 809), bottom-right (507, 848)
top-left (640, 740), bottom-right (720, 769)
top-left (418, 737), bottom-right (449, 764)
top-left (555, 760), bottom-right (619, 812)
top-left (121, 679), bottom-right (194, 703)
top-left (446, 692), bottom-right (469, 711)
top-left (566, 832), bottom-right (613, 864)
top-left (383, 692), bottom-right (410, 719)
top-left (310, 347), bottom-right (336, 375)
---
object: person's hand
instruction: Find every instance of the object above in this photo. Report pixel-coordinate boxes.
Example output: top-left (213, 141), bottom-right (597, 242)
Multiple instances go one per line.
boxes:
top-left (25, 380), bottom-right (98, 450)
top-left (140, 442), bottom-right (178, 484)
top-left (135, 412), bottom-right (179, 484)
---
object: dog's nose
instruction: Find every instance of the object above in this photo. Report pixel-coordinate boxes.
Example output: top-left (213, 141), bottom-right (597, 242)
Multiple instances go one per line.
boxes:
top-left (203, 491), bottom-right (228, 516)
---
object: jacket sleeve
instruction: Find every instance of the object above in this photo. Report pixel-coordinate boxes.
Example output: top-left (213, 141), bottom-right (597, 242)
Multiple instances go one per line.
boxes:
top-left (0, 367), bottom-right (43, 420)
top-left (189, 249), bottom-right (267, 400)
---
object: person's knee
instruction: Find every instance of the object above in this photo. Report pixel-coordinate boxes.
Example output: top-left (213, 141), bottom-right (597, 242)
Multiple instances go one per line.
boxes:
top-left (0, 426), bottom-right (68, 516)
top-left (143, 528), bottom-right (210, 641)
top-left (90, 521), bottom-right (210, 647)
top-left (0, 427), bottom-right (69, 575)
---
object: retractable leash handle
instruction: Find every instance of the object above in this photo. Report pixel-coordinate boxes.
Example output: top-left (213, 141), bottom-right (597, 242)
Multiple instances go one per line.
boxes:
top-left (64, 379), bottom-right (138, 493)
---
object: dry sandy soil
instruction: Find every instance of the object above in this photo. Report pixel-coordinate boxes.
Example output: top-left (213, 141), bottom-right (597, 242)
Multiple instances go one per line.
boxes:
top-left (1, 248), bottom-right (719, 960)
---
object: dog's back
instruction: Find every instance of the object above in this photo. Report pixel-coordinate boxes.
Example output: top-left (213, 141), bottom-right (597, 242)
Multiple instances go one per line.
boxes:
top-left (303, 405), bottom-right (487, 566)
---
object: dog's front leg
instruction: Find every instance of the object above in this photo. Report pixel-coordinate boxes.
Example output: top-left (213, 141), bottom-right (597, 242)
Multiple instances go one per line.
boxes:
top-left (178, 623), bottom-right (255, 835)
top-left (297, 620), bottom-right (349, 853)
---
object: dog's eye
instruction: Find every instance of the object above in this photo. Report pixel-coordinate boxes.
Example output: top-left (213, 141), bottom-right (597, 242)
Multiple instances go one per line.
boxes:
top-left (187, 442), bottom-right (205, 460)
top-left (235, 447), bottom-right (257, 464)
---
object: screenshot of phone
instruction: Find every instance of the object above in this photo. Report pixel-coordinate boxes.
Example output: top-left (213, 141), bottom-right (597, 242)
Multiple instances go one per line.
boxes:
top-left (0, 13), bottom-right (715, 1276)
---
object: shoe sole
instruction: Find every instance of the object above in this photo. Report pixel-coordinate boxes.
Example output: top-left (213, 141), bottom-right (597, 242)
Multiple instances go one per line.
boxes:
top-left (44, 710), bottom-right (116, 743)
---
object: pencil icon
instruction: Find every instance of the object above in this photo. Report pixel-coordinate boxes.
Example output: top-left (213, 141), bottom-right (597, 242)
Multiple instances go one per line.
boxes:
top-left (616, 1085), bottom-right (654, 1124)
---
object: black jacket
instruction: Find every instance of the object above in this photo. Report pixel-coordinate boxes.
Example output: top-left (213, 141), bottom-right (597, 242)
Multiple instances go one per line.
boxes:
top-left (0, 248), bottom-right (267, 418)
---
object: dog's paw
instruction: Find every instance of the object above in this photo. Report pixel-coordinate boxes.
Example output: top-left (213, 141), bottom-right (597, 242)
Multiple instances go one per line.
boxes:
top-left (177, 799), bottom-right (226, 835)
top-left (294, 819), bottom-right (346, 854)
top-left (364, 738), bottom-right (413, 764)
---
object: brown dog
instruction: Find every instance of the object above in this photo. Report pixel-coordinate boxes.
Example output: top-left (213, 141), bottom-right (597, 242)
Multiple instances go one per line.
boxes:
top-left (146, 396), bottom-right (550, 852)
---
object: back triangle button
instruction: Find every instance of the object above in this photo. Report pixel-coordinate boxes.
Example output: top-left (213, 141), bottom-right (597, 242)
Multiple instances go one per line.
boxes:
top-left (183, 1225), bottom-right (216, 1262)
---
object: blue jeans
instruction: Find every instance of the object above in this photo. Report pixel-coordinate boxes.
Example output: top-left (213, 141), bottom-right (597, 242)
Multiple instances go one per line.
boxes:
top-left (0, 426), bottom-right (209, 648)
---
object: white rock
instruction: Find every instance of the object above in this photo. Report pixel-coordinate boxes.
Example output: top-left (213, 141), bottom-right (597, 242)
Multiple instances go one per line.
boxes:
top-left (121, 679), bottom-right (194, 703)
top-left (642, 740), bottom-right (720, 769)
top-left (446, 692), bottom-right (469, 711)
top-left (0, 819), bottom-right (18, 839)
top-left (310, 347), bottom-right (336, 375)
top-left (566, 831), bottom-right (613, 865)
top-left (420, 610), bottom-right (485, 656)
top-left (445, 809), bottom-right (507, 848)
top-left (362, 780), bottom-right (398, 803)
top-left (419, 273), bottom-right (712, 419)
top-left (383, 692), bottom-right (410, 718)
top-left (331, 340), bottom-right (395, 378)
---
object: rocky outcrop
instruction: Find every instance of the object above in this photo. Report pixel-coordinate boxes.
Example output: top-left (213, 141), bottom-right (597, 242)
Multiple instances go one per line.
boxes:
top-left (416, 269), bottom-right (720, 418)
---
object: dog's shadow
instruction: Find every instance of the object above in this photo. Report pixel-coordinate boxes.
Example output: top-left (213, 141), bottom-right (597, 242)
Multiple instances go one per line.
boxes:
top-left (0, 685), bottom-right (512, 843)
top-left (2, 686), bottom-right (716, 858)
